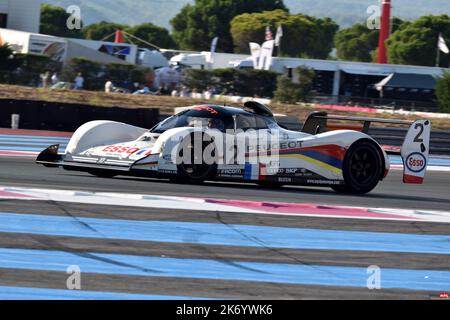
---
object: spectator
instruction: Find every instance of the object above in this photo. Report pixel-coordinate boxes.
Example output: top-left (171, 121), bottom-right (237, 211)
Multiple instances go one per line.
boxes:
top-left (41, 71), bottom-right (51, 88)
top-left (74, 73), bottom-right (84, 90)
top-left (133, 85), bottom-right (150, 95)
top-left (51, 72), bottom-right (59, 85)
top-left (105, 80), bottom-right (114, 93)
top-left (204, 87), bottom-right (214, 100)
top-left (180, 86), bottom-right (190, 98)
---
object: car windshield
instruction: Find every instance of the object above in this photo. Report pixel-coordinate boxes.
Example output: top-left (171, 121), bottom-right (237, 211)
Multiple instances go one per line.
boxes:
top-left (150, 109), bottom-right (231, 133)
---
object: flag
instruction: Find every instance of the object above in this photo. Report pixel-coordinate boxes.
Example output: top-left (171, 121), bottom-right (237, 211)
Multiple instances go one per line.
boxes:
top-left (258, 40), bottom-right (275, 70)
top-left (249, 42), bottom-right (261, 69)
top-left (438, 33), bottom-right (449, 54)
top-left (265, 25), bottom-right (273, 41)
top-left (207, 37), bottom-right (219, 64)
top-left (210, 37), bottom-right (219, 54)
top-left (275, 25), bottom-right (283, 47)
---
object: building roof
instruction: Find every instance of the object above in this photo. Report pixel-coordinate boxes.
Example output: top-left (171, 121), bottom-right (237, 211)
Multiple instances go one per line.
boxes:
top-left (375, 73), bottom-right (437, 90)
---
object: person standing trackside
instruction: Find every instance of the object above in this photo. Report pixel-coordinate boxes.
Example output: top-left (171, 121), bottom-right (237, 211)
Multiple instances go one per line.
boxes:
top-left (74, 72), bottom-right (84, 90)
top-left (51, 72), bottom-right (59, 86)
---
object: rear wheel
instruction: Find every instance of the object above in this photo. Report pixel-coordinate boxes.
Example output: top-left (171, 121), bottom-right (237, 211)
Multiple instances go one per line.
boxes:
top-left (332, 139), bottom-right (383, 194)
top-left (176, 133), bottom-right (217, 183)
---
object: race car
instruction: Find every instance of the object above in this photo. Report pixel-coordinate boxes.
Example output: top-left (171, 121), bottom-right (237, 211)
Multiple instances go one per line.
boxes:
top-left (36, 102), bottom-right (431, 194)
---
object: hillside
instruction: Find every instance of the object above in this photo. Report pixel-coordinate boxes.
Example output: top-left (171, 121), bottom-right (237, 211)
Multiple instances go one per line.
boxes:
top-left (45, 0), bottom-right (450, 29)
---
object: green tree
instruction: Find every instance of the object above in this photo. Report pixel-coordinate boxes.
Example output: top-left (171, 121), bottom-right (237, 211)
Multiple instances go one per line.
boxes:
top-left (231, 9), bottom-right (338, 59)
top-left (436, 72), bottom-right (450, 113)
top-left (83, 21), bottom-right (128, 41)
top-left (40, 4), bottom-right (83, 38)
top-left (126, 23), bottom-right (177, 49)
top-left (387, 15), bottom-right (450, 66)
top-left (274, 66), bottom-right (315, 103)
top-left (335, 18), bottom-right (404, 62)
top-left (0, 43), bottom-right (15, 70)
top-left (171, 0), bottom-right (287, 52)
top-left (0, 43), bottom-right (22, 82)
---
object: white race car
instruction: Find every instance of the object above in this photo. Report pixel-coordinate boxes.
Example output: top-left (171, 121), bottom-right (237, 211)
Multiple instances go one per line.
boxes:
top-left (36, 102), bottom-right (430, 194)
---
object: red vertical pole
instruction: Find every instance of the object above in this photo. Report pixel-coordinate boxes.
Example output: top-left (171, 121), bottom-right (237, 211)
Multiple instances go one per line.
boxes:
top-left (377, 0), bottom-right (392, 64)
top-left (114, 30), bottom-right (124, 43)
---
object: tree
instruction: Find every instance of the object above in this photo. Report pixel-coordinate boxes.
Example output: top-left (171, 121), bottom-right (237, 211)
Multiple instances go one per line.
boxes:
top-left (83, 21), bottom-right (177, 50)
top-left (126, 23), bottom-right (177, 49)
top-left (274, 66), bottom-right (315, 103)
top-left (83, 21), bottom-right (128, 41)
top-left (0, 43), bottom-right (21, 82)
top-left (0, 43), bottom-right (15, 70)
top-left (40, 4), bottom-right (83, 38)
top-left (436, 72), bottom-right (450, 113)
top-left (231, 9), bottom-right (338, 59)
top-left (171, 0), bottom-right (287, 52)
top-left (387, 15), bottom-right (450, 66)
top-left (335, 18), bottom-right (404, 62)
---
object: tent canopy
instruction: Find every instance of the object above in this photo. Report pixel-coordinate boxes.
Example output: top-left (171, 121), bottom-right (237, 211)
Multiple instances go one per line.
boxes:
top-left (375, 73), bottom-right (436, 91)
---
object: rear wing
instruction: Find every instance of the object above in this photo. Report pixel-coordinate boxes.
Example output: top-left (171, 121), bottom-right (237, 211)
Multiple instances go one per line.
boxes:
top-left (302, 112), bottom-right (431, 184)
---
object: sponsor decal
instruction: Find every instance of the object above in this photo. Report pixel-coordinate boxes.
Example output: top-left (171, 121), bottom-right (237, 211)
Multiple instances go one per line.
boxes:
top-left (306, 179), bottom-right (341, 185)
top-left (191, 106), bottom-right (219, 115)
top-left (405, 152), bottom-right (427, 173)
top-left (102, 146), bottom-right (141, 154)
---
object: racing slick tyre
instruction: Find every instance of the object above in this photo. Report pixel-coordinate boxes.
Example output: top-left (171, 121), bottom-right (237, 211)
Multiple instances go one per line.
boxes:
top-left (176, 133), bottom-right (217, 184)
top-left (332, 139), bottom-right (384, 195)
top-left (87, 169), bottom-right (117, 178)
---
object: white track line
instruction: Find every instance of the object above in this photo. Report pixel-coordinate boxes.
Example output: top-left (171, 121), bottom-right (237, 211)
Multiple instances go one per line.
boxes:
top-left (0, 185), bottom-right (449, 223)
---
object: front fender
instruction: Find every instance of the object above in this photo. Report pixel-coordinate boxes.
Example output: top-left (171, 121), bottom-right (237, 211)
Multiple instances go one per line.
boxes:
top-left (65, 121), bottom-right (147, 155)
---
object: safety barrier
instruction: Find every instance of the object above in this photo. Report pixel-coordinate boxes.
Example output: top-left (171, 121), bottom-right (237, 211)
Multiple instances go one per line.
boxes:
top-left (0, 99), bottom-right (160, 131)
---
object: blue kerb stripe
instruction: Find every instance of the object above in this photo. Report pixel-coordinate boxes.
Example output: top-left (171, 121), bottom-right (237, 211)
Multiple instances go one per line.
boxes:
top-left (0, 286), bottom-right (211, 300)
top-left (389, 155), bottom-right (450, 167)
top-left (0, 248), bottom-right (449, 291)
top-left (0, 212), bottom-right (449, 254)
top-left (0, 141), bottom-right (68, 146)
top-left (0, 136), bottom-right (70, 141)
top-left (0, 146), bottom-right (66, 152)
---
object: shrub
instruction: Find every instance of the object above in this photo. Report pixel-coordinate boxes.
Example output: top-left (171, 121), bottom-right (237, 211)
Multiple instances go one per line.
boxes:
top-left (274, 66), bottom-right (315, 103)
top-left (182, 68), bottom-right (277, 97)
top-left (63, 58), bottom-right (151, 91)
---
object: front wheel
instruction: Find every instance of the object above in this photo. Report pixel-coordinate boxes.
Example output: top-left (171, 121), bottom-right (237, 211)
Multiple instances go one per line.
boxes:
top-left (332, 139), bottom-right (384, 194)
top-left (176, 133), bottom-right (217, 183)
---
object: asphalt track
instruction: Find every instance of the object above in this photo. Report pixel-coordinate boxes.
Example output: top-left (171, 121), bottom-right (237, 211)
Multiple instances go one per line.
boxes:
top-left (0, 156), bottom-right (449, 211)
top-left (0, 155), bottom-right (449, 300)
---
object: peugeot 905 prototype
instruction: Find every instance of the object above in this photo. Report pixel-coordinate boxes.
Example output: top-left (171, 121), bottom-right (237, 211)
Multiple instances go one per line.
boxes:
top-left (36, 102), bottom-right (430, 194)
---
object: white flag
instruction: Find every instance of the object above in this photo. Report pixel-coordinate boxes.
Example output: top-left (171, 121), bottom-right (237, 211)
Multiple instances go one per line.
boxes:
top-left (258, 40), bottom-right (275, 70)
top-left (275, 25), bottom-right (283, 47)
top-left (249, 42), bottom-right (261, 69)
top-left (207, 37), bottom-right (219, 64)
top-left (438, 33), bottom-right (449, 54)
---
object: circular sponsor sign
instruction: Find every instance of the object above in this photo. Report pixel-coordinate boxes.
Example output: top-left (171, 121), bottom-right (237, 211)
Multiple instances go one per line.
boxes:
top-left (405, 152), bottom-right (427, 173)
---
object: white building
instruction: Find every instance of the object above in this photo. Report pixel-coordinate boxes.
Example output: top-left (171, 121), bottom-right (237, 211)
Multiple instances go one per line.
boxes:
top-left (0, 0), bottom-right (42, 33)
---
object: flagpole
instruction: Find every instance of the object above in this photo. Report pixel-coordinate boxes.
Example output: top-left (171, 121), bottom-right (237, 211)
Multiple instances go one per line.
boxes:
top-left (436, 33), bottom-right (441, 67)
